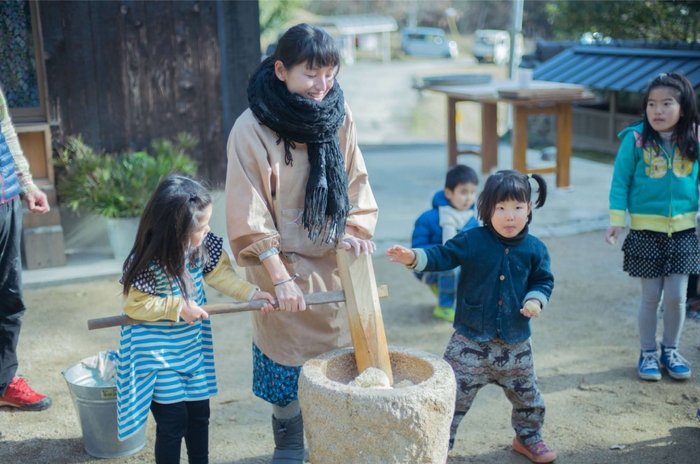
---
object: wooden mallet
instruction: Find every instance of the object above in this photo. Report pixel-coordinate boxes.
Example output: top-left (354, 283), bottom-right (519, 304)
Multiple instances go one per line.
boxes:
top-left (86, 286), bottom-right (389, 331)
top-left (336, 248), bottom-right (393, 385)
top-left (87, 249), bottom-right (394, 384)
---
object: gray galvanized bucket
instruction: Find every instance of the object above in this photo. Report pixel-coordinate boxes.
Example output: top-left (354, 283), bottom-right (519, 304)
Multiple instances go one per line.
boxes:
top-left (63, 360), bottom-right (146, 458)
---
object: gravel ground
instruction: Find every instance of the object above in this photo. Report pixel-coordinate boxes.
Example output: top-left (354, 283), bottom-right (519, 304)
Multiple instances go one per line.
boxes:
top-left (2, 231), bottom-right (700, 463)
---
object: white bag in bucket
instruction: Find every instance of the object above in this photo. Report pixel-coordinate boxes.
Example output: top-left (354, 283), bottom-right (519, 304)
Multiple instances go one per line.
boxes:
top-left (63, 350), bottom-right (146, 458)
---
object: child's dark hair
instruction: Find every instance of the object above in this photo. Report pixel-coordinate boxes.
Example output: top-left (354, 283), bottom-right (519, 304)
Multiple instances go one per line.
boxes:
top-left (445, 164), bottom-right (479, 191)
top-left (477, 170), bottom-right (547, 227)
top-left (641, 72), bottom-right (700, 161)
top-left (271, 23), bottom-right (340, 72)
top-left (122, 174), bottom-right (212, 298)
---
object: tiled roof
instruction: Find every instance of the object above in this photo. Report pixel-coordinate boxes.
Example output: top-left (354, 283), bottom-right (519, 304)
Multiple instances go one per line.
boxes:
top-left (533, 44), bottom-right (700, 92)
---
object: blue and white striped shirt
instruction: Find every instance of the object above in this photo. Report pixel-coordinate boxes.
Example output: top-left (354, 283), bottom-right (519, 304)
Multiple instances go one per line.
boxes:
top-left (116, 235), bottom-right (222, 441)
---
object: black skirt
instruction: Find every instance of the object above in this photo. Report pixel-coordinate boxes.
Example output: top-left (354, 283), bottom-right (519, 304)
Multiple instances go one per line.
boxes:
top-left (622, 228), bottom-right (700, 278)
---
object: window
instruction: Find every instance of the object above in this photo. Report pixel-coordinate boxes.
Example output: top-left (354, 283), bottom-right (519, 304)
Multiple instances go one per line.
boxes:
top-left (0, 0), bottom-right (48, 122)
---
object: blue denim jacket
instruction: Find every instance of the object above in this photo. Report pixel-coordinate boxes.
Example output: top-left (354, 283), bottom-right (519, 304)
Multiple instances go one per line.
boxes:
top-left (418, 226), bottom-right (554, 344)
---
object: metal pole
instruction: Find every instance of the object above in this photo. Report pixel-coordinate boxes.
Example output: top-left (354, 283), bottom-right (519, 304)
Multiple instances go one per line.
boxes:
top-left (408, 0), bottom-right (418, 28)
top-left (508, 0), bottom-right (524, 79)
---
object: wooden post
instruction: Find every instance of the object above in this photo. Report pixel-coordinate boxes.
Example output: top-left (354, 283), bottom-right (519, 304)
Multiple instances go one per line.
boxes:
top-left (336, 249), bottom-right (393, 385)
top-left (608, 91), bottom-right (617, 145)
top-left (481, 102), bottom-right (499, 174)
top-left (556, 103), bottom-right (572, 188)
top-left (447, 96), bottom-right (458, 168)
top-left (511, 105), bottom-right (528, 174)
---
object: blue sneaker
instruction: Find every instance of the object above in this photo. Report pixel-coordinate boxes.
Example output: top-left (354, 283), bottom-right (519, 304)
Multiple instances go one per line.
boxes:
top-left (660, 345), bottom-right (692, 380)
top-left (638, 350), bottom-right (661, 381)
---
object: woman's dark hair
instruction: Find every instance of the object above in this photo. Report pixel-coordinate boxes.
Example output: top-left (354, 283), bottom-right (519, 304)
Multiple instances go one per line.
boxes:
top-left (271, 23), bottom-right (340, 72)
top-left (445, 164), bottom-right (479, 190)
top-left (122, 174), bottom-right (212, 298)
top-left (477, 170), bottom-right (547, 226)
top-left (641, 72), bottom-right (700, 162)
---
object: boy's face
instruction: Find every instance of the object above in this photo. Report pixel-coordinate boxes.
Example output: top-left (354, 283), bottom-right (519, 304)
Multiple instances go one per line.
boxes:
top-left (444, 182), bottom-right (477, 211)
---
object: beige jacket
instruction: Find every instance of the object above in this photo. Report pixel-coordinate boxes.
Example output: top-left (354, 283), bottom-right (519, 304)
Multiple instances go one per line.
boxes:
top-left (225, 104), bottom-right (378, 366)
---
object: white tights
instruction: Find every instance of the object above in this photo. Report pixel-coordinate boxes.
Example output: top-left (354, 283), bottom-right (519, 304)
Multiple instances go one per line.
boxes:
top-left (638, 274), bottom-right (687, 352)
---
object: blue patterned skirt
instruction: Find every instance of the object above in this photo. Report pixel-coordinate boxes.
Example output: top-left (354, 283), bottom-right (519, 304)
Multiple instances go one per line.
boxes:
top-left (252, 343), bottom-right (302, 406)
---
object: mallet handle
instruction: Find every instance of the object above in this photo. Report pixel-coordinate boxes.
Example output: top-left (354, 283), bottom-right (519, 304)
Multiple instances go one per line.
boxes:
top-left (87, 285), bottom-right (388, 330)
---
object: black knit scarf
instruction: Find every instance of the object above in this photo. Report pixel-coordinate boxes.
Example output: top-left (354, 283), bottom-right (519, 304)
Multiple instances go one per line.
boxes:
top-left (248, 58), bottom-right (349, 244)
top-left (488, 224), bottom-right (529, 247)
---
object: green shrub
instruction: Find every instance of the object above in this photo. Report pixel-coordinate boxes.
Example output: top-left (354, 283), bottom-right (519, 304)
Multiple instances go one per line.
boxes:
top-left (56, 133), bottom-right (198, 218)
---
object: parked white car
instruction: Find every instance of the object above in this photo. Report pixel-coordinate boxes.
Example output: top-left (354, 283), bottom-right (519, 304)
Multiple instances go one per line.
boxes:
top-left (472, 29), bottom-right (522, 65)
top-left (401, 27), bottom-right (458, 58)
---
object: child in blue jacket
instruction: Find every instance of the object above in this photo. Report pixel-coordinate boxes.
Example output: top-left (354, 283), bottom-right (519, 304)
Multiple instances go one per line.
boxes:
top-left (411, 165), bottom-right (479, 321)
top-left (389, 170), bottom-right (557, 464)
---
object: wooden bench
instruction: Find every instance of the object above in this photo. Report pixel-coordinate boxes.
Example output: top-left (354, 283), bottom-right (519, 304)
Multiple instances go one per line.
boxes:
top-left (427, 79), bottom-right (595, 188)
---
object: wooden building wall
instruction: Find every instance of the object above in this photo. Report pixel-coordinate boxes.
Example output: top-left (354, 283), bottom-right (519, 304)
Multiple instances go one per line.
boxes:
top-left (39, 0), bottom-right (260, 185)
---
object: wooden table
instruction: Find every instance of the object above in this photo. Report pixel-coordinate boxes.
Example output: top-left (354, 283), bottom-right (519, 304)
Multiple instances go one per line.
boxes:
top-left (428, 80), bottom-right (595, 188)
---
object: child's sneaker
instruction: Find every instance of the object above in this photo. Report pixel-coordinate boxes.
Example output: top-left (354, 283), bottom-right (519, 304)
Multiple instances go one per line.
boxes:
top-left (433, 305), bottom-right (455, 322)
top-left (638, 350), bottom-right (662, 381)
top-left (660, 345), bottom-right (691, 380)
top-left (512, 437), bottom-right (557, 463)
top-left (0, 377), bottom-right (52, 411)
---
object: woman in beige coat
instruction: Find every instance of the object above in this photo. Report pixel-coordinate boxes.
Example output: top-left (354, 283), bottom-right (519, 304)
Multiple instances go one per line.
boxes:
top-left (225, 24), bottom-right (378, 463)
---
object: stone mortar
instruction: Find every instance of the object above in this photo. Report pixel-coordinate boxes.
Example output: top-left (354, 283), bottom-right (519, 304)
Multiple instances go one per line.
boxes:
top-left (298, 345), bottom-right (457, 464)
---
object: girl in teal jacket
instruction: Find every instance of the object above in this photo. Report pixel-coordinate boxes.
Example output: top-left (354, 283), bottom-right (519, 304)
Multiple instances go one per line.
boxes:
top-left (606, 72), bottom-right (700, 382)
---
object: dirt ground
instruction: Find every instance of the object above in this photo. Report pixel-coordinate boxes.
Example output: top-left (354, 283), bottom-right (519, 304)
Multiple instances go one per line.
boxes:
top-left (1, 230), bottom-right (699, 463)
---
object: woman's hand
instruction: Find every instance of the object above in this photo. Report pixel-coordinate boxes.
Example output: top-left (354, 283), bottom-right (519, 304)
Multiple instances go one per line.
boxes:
top-left (386, 245), bottom-right (416, 266)
top-left (338, 236), bottom-right (376, 257)
top-left (253, 290), bottom-right (277, 314)
top-left (274, 281), bottom-right (306, 312)
top-left (519, 299), bottom-right (542, 318)
top-left (605, 226), bottom-right (622, 245)
top-left (181, 301), bottom-right (209, 324)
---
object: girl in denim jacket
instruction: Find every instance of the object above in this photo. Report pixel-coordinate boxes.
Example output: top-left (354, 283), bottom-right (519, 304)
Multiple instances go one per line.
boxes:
top-left (387, 170), bottom-right (556, 464)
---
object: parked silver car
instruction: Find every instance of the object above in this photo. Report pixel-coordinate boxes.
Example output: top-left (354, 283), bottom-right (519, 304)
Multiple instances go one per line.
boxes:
top-left (401, 27), bottom-right (458, 58)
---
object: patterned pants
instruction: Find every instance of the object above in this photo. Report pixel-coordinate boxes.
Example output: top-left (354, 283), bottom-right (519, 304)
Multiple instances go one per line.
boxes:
top-left (443, 332), bottom-right (545, 449)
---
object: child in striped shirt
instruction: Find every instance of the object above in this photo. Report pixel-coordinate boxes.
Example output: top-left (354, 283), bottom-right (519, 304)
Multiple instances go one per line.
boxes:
top-left (117, 174), bottom-right (275, 464)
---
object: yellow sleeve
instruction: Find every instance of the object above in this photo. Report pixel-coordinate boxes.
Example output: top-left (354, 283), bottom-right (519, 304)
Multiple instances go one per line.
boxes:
top-left (610, 210), bottom-right (626, 227)
top-left (123, 288), bottom-right (183, 322)
top-left (203, 250), bottom-right (258, 301)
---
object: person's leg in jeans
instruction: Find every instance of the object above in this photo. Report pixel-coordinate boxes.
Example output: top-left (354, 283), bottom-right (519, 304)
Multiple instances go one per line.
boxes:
top-left (150, 401), bottom-right (187, 464)
top-left (0, 198), bottom-right (26, 394)
top-left (184, 399), bottom-right (210, 464)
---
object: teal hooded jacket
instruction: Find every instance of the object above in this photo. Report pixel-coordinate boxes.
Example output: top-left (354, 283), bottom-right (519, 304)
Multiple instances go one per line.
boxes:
top-left (609, 122), bottom-right (699, 234)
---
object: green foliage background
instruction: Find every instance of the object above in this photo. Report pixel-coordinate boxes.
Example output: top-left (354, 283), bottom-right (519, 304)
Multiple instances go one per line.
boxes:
top-left (546, 0), bottom-right (700, 41)
top-left (56, 133), bottom-right (198, 219)
top-left (293, 0), bottom-right (700, 42)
